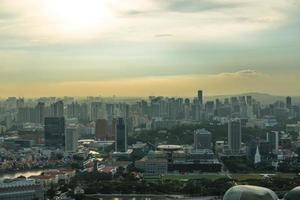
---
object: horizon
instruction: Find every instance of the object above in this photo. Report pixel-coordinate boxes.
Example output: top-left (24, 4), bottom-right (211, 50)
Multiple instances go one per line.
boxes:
top-left (0, 91), bottom-right (297, 99)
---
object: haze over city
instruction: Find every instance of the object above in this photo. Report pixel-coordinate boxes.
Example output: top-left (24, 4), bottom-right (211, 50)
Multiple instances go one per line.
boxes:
top-left (1, 0), bottom-right (300, 97)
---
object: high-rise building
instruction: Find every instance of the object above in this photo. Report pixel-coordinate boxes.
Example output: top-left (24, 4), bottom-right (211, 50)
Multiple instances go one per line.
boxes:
top-left (79, 103), bottom-right (89, 122)
top-left (65, 127), bottom-right (78, 152)
top-left (16, 98), bottom-right (24, 109)
top-left (267, 131), bottom-right (279, 154)
top-left (228, 119), bottom-right (242, 154)
top-left (95, 119), bottom-right (108, 140)
top-left (197, 90), bottom-right (203, 105)
top-left (51, 101), bottom-right (64, 117)
top-left (194, 129), bottom-right (212, 150)
top-left (286, 96), bottom-right (292, 109)
top-left (246, 96), bottom-right (252, 105)
top-left (91, 102), bottom-right (102, 121)
top-left (109, 118), bottom-right (117, 140)
top-left (44, 117), bottom-right (65, 148)
top-left (35, 102), bottom-right (45, 124)
top-left (115, 118), bottom-right (127, 152)
top-left (66, 102), bottom-right (80, 119)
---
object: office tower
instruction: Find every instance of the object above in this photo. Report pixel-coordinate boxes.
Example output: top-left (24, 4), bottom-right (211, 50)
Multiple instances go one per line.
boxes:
top-left (286, 96), bottom-right (292, 109)
top-left (194, 129), bottom-right (212, 150)
top-left (184, 98), bottom-right (191, 120)
top-left (197, 90), bottom-right (203, 105)
top-left (267, 131), bottom-right (279, 154)
top-left (65, 127), bottom-right (78, 152)
top-left (228, 119), bottom-right (242, 154)
top-left (35, 102), bottom-right (45, 124)
top-left (44, 117), bottom-right (65, 148)
top-left (95, 119), bottom-right (108, 140)
top-left (115, 118), bottom-right (127, 152)
top-left (51, 100), bottom-right (64, 117)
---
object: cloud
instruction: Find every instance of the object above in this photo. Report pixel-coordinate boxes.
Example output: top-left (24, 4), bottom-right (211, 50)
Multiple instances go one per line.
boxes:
top-left (0, 0), bottom-right (296, 44)
top-left (218, 69), bottom-right (263, 77)
top-left (154, 34), bottom-right (173, 37)
top-left (157, 0), bottom-right (244, 13)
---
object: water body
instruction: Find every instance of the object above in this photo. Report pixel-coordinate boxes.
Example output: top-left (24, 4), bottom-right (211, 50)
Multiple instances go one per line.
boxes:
top-left (0, 170), bottom-right (43, 180)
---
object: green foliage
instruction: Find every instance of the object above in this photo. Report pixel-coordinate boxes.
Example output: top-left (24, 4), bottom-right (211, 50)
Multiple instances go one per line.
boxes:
top-left (222, 156), bottom-right (254, 173)
top-left (129, 123), bottom-right (266, 147)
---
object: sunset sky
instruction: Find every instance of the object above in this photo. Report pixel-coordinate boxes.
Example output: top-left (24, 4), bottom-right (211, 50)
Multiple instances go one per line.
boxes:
top-left (0, 0), bottom-right (300, 97)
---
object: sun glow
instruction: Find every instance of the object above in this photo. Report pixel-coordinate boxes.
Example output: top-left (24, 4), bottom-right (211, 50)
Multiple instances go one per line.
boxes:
top-left (44, 0), bottom-right (113, 38)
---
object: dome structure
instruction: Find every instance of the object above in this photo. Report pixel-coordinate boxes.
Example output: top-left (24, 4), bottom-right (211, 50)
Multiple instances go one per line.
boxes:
top-left (284, 186), bottom-right (300, 200)
top-left (223, 185), bottom-right (278, 200)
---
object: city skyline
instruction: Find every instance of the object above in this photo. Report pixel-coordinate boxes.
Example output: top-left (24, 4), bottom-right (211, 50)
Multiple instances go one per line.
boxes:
top-left (0, 0), bottom-right (300, 97)
top-left (2, 1), bottom-right (300, 199)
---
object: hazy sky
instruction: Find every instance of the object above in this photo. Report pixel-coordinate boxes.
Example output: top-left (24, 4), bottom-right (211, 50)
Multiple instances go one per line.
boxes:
top-left (0, 0), bottom-right (300, 97)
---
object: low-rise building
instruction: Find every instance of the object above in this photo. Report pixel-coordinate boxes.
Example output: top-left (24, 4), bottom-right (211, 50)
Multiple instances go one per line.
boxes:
top-left (135, 158), bottom-right (168, 175)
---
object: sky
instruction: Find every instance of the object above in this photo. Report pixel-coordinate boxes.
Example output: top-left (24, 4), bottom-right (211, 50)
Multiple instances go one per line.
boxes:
top-left (0, 0), bottom-right (300, 97)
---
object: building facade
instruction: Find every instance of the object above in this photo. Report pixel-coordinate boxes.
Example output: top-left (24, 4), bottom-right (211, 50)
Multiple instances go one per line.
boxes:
top-left (228, 119), bottom-right (242, 154)
top-left (44, 117), bottom-right (65, 148)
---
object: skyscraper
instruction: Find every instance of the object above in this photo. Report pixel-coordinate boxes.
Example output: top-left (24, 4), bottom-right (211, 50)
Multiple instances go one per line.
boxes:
top-left (286, 96), bottom-right (292, 109)
top-left (44, 117), bottom-right (65, 148)
top-left (228, 119), bottom-right (242, 154)
top-left (194, 129), bottom-right (212, 150)
top-left (197, 90), bottom-right (203, 105)
top-left (95, 119), bottom-right (108, 140)
top-left (115, 118), bottom-right (127, 152)
top-left (246, 96), bottom-right (252, 105)
top-left (16, 98), bottom-right (24, 109)
top-left (267, 131), bottom-right (279, 154)
top-left (51, 100), bottom-right (64, 117)
top-left (90, 102), bottom-right (102, 121)
top-left (109, 118), bottom-right (117, 140)
top-left (65, 127), bottom-right (78, 152)
top-left (35, 102), bottom-right (45, 124)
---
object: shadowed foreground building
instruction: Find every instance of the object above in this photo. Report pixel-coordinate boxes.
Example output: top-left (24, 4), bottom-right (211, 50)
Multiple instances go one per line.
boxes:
top-left (228, 119), bottom-right (242, 154)
top-left (44, 117), bottom-right (65, 148)
top-left (115, 118), bottom-right (127, 153)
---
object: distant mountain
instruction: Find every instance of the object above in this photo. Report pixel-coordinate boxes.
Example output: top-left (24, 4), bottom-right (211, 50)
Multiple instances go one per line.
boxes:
top-left (206, 92), bottom-right (300, 105)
